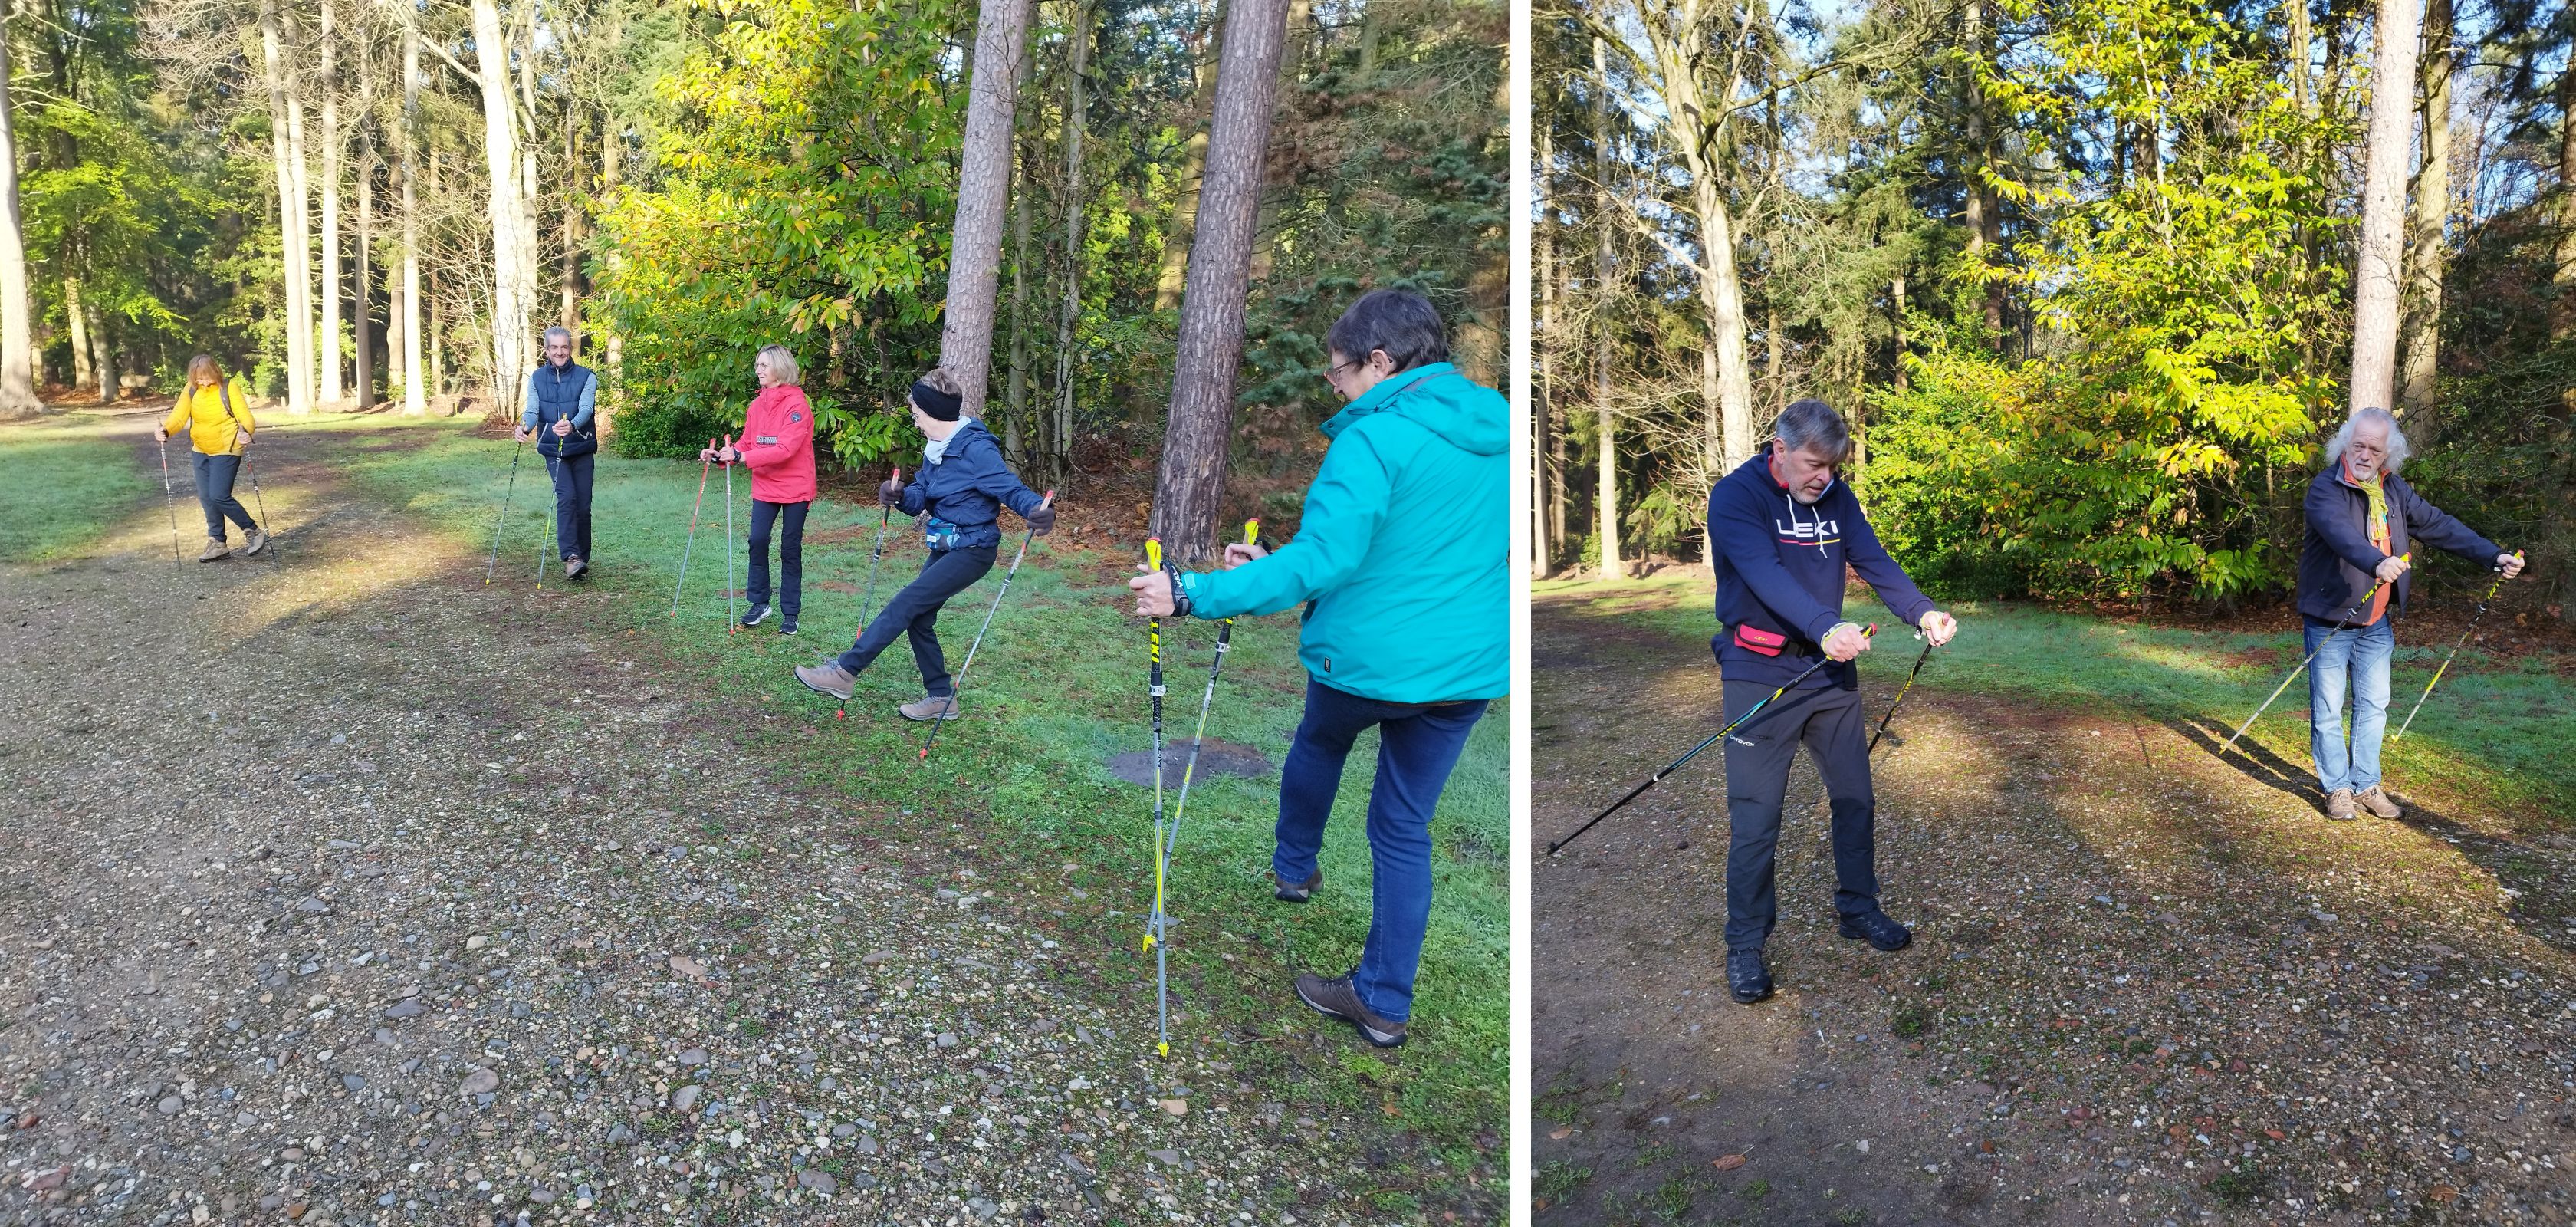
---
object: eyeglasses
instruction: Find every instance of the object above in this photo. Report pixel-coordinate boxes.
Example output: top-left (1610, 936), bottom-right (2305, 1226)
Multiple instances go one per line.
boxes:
top-left (1326, 358), bottom-right (1359, 380)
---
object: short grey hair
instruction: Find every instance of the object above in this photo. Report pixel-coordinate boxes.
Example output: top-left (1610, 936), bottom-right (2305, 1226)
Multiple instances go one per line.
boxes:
top-left (756, 344), bottom-right (800, 387)
top-left (1773, 398), bottom-right (1853, 464)
top-left (2324, 406), bottom-right (2410, 473)
top-left (1327, 288), bottom-right (1450, 372)
top-left (542, 325), bottom-right (574, 347)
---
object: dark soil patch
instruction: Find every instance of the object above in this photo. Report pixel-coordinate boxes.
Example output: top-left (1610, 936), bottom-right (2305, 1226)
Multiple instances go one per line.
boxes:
top-left (1105, 740), bottom-right (1273, 788)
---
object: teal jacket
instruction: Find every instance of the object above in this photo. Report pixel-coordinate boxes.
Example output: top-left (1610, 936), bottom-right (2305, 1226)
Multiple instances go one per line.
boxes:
top-left (1178, 363), bottom-right (1506, 703)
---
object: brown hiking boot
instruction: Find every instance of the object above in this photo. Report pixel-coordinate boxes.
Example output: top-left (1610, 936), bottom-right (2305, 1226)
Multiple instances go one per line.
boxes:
top-left (241, 527), bottom-right (268, 556)
top-left (1294, 972), bottom-right (1407, 1048)
top-left (1272, 869), bottom-right (1322, 903)
top-left (2324, 788), bottom-right (2358, 821)
top-left (899, 693), bottom-right (959, 722)
top-left (2355, 785), bottom-right (2403, 820)
top-left (197, 537), bottom-right (230, 562)
top-left (794, 662), bottom-right (856, 701)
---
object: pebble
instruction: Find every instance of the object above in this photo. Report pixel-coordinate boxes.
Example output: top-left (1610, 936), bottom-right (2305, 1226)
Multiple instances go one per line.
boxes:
top-left (671, 1085), bottom-right (700, 1113)
top-left (340, 1074), bottom-right (366, 1092)
top-left (459, 1069), bottom-right (500, 1096)
top-left (677, 1048), bottom-right (708, 1066)
top-left (157, 1095), bottom-right (183, 1115)
top-left (796, 1169), bottom-right (837, 1194)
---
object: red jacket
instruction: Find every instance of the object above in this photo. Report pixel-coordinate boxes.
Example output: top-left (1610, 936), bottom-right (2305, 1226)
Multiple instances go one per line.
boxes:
top-left (738, 384), bottom-right (817, 503)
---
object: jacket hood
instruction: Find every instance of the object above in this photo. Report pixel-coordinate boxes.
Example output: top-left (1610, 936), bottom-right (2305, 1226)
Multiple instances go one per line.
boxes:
top-left (1319, 363), bottom-right (1506, 457)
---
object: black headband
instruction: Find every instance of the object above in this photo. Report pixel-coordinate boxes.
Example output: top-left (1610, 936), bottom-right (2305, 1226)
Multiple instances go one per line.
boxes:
top-left (911, 380), bottom-right (961, 421)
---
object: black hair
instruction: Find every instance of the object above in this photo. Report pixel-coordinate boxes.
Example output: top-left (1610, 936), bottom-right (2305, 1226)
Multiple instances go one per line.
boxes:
top-left (1326, 288), bottom-right (1450, 372)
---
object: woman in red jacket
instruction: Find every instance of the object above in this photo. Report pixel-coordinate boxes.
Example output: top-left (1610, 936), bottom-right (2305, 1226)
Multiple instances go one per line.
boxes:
top-left (703, 344), bottom-right (817, 634)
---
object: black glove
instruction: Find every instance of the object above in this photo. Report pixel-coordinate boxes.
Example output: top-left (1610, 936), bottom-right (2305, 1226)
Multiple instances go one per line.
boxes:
top-left (1025, 502), bottom-right (1056, 536)
top-left (877, 479), bottom-right (904, 507)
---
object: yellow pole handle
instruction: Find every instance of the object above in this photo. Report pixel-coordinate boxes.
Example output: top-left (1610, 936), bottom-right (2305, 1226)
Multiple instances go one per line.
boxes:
top-left (1145, 537), bottom-right (1163, 571)
top-left (1244, 519), bottom-right (1260, 548)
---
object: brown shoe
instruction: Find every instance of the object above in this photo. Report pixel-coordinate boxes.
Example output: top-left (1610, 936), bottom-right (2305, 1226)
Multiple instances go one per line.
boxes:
top-left (2355, 785), bottom-right (2403, 820)
top-left (2324, 788), bottom-right (2358, 821)
top-left (899, 693), bottom-right (959, 722)
top-left (197, 537), bottom-right (230, 562)
top-left (794, 662), bottom-right (856, 701)
top-left (1272, 869), bottom-right (1322, 903)
top-left (1294, 972), bottom-right (1406, 1048)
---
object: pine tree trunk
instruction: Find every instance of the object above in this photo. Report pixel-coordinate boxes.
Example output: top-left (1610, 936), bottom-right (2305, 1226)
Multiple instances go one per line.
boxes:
top-left (937, 0), bottom-right (1037, 415)
top-left (260, 0), bottom-right (313, 414)
top-left (2347, 0), bottom-right (2423, 416)
top-left (1592, 35), bottom-right (1620, 581)
top-left (1050, 0), bottom-right (1092, 489)
top-left (1005, 137), bottom-right (1033, 464)
top-left (400, 11), bottom-right (426, 415)
top-left (1152, 0), bottom-right (1292, 562)
top-left (1963, 0), bottom-right (2003, 347)
top-left (1153, 0), bottom-right (1225, 312)
top-left (356, 154), bottom-right (374, 407)
top-left (1536, 123), bottom-right (1556, 577)
top-left (65, 276), bottom-right (90, 393)
top-left (95, 313), bottom-right (118, 405)
top-left (472, 0), bottom-right (527, 420)
top-left (318, 0), bottom-right (343, 406)
top-left (2398, 0), bottom-right (2450, 413)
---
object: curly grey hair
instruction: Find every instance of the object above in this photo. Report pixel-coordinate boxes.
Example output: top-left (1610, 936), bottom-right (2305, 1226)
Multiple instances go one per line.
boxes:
top-left (2323, 406), bottom-right (2410, 473)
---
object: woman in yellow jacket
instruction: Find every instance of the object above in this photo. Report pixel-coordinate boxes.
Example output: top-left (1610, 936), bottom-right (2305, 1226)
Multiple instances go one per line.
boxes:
top-left (156, 355), bottom-right (266, 561)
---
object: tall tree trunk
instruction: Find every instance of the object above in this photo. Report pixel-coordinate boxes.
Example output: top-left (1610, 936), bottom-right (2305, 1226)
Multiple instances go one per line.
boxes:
top-left (1891, 275), bottom-right (1909, 393)
top-left (562, 117), bottom-right (583, 334)
top-left (598, 110), bottom-right (622, 382)
top-left (937, 0), bottom-right (1037, 414)
top-left (2550, 61), bottom-right (2576, 621)
top-left (318, 0), bottom-right (343, 405)
top-left (1151, 0), bottom-right (1292, 562)
top-left (1592, 35), bottom-right (1621, 581)
top-left (399, 10), bottom-right (425, 415)
top-left (1536, 123), bottom-right (1556, 577)
top-left (1050, 0), bottom-right (1092, 488)
top-left (0, 18), bottom-right (35, 416)
top-left (94, 312), bottom-right (118, 404)
top-left (2346, 0), bottom-right (2422, 416)
top-left (1153, 0), bottom-right (1224, 311)
top-left (428, 153), bottom-right (445, 402)
top-left (471, 0), bottom-right (528, 419)
top-left (1963, 0), bottom-right (2004, 347)
top-left (65, 276), bottom-right (90, 392)
top-left (1005, 137), bottom-right (1033, 464)
top-left (2398, 0), bottom-right (2450, 413)
top-left (356, 153), bottom-right (374, 407)
top-left (260, 0), bottom-right (313, 413)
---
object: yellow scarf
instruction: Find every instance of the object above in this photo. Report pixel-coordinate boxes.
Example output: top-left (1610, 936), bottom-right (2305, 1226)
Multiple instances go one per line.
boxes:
top-left (2344, 458), bottom-right (2393, 623)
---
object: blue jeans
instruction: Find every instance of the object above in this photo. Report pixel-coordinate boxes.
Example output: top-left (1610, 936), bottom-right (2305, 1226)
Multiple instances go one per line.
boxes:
top-left (1272, 679), bottom-right (1489, 1022)
top-left (190, 452), bottom-right (256, 540)
top-left (2306, 614), bottom-right (2395, 794)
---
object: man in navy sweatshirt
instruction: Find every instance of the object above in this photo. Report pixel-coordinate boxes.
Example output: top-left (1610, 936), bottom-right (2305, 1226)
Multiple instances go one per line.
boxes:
top-left (1707, 399), bottom-right (1957, 1005)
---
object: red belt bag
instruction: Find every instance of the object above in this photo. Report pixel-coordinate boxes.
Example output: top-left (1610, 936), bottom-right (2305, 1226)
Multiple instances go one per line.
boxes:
top-left (1732, 624), bottom-right (1789, 656)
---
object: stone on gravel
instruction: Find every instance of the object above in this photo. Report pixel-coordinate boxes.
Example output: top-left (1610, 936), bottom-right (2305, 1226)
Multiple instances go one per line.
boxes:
top-left (796, 1169), bottom-right (837, 1194)
top-left (671, 1084), bottom-right (700, 1113)
top-left (458, 1069), bottom-right (500, 1096)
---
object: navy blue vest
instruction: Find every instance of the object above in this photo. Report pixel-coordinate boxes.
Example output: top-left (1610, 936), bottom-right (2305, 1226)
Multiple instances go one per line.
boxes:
top-left (531, 362), bottom-right (597, 459)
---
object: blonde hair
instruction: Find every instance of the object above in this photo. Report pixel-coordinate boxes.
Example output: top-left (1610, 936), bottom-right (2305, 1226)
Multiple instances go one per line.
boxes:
top-left (757, 344), bottom-right (800, 387)
top-left (186, 354), bottom-right (226, 388)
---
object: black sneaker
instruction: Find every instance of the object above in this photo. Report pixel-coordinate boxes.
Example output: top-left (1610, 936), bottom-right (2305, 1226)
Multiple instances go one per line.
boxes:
top-left (1294, 972), bottom-right (1406, 1048)
top-left (1272, 869), bottom-right (1321, 903)
top-left (1727, 948), bottom-right (1774, 1005)
top-left (779, 616), bottom-right (799, 636)
top-left (741, 603), bottom-right (771, 628)
top-left (1838, 910), bottom-right (1913, 952)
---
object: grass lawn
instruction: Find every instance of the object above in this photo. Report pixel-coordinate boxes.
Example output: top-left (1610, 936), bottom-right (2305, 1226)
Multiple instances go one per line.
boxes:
top-left (0, 411), bottom-right (156, 564)
top-left (299, 414), bottom-right (1508, 1199)
top-left (1536, 571), bottom-right (2576, 827)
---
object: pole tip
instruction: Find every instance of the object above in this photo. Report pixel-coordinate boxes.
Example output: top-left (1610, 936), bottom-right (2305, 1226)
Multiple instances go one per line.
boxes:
top-left (1156, 1041), bottom-right (1169, 1058)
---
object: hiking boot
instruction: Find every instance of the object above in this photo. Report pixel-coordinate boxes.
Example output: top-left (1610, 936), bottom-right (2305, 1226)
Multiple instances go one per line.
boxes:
top-left (794, 662), bottom-right (856, 702)
top-left (1272, 869), bottom-right (1322, 903)
top-left (566, 555), bottom-right (587, 581)
top-left (2324, 788), bottom-right (2358, 821)
top-left (741, 602), bottom-right (771, 628)
top-left (197, 538), bottom-right (230, 562)
top-left (2355, 785), bottom-right (2403, 820)
top-left (779, 615), bottom-right (798, 636)
top-left (1838, 910), bottom-right (1914, 952)
top-left (899, 693), bottom-right (959, 722)
top-left (1294, 972), bottom-right (1406, 1048)
top-left (1726, 948), bottom-right (1775, 1005)
top-left (242, 527), bottom-right (268, 557)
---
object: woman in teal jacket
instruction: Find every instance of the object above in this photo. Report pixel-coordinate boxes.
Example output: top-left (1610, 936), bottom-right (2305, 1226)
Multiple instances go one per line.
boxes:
top-left (1131, 288), bottom-right (1506, 1048)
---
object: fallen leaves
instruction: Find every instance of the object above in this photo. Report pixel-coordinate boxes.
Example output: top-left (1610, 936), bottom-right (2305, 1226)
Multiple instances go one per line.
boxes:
top-left (1710, 1153), bottom-right (1747, 1171)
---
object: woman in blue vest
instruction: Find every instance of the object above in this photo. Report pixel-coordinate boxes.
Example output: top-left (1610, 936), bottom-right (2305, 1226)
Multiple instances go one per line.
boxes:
top-left (517, 326), bottom-right (599, 581)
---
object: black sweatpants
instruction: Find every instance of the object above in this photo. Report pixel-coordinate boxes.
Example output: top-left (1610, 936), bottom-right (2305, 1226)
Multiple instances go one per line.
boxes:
top-left (546, 452), bottom-right (594, 561)
top-left (747, 498), bottom-right (808, 618)
top-left (833, 545), bottom-right (997, 697)
top-left (1720, 679), bottom-right (1880, 952)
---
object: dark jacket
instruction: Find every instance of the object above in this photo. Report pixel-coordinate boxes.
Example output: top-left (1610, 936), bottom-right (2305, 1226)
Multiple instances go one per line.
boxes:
top-left (526, 362), bottom-right (598, 459)
top-left (2298, 463), bottom-right (2500, 624)
top-left (1708, 446), bottom-right (1935, 689)
top-left (898, 419), bottom-right (1046, 550)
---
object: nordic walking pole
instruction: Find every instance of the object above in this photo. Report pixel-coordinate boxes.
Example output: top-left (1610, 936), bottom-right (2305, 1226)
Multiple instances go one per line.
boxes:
top-left (1164, 518), bottom-right (1260, 851)
top-left (838, 465), bottom-right (902, 722)
top-left (916, 491), bottom-right (1053, 764)
top-left (722, 434), bottom-right (738, 633)
top-left (1867, 634), bottom-right (1936, 755)
top-left (2392, 553), bottom-right (2518, 743)
top-left (485, 434), bottom-right (527, 585)
top-left (1141, 536), bottom-right (1172, 1058)
top-left (2219, 559), bottom-right (2405, 755)
top-left (156, 436), bottom-right (182, 572)
top-left (671, 439), bottom-right (715, 617)
top-left (1548, 624), bottom-right (1876, 856)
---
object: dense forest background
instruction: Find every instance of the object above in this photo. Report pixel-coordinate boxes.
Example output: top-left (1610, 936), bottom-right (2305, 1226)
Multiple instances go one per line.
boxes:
top-left (1536, 0), bottom-right (2576, 621)
top-left (13, 0), bottom-right (1502, 515)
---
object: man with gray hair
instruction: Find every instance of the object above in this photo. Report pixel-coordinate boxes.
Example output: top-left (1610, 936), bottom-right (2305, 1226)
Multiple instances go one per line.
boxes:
top-left (2298, 406), bottom-right (2524, 821)
top-left (1704, 397), bottom-right (1957, 1005)
top-left (517, 326), bottom-right (599, 579)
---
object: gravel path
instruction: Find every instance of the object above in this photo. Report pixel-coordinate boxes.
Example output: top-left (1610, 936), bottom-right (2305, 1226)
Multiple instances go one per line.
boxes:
top-left (0, 414), bottom-right (1398, 1225)
top-left (1531, 587), bottom-right (2576, 1226)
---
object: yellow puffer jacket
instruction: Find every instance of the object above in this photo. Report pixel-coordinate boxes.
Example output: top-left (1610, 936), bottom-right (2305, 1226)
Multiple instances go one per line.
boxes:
top-left (162, 378), bottom-right (257, 456)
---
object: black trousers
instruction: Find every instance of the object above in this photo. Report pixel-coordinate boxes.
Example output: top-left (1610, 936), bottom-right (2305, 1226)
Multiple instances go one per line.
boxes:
top-left (834, 545), bottom-right (996, 696)
top-left (1721, 679), bottom-right (1880, 952)
top-left (747, 498), bottom-right (808, 617)
top-left (545, 452), bottom-right (594, 561)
